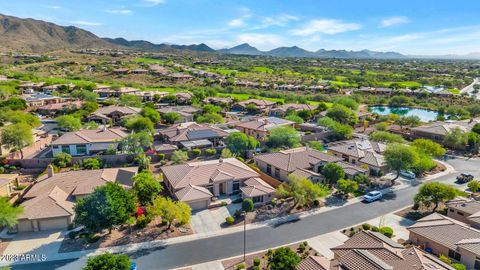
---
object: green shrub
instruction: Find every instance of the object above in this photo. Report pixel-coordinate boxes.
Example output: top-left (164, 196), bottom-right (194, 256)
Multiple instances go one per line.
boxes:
top-left (236, 263), bottom-right (245, 270)
top-left (53, 152), bottom-right (72, 168)
top-left (349, 231), bottom-right (356, 237)
top-left (158, 153), bottom-right (165, 161)
top-left (362, 223), bottom-right (371, 230)
top-left (439, 255), bottom-right (452, 264)
top-left (205, 148), bottom-right (217, 156)
top-left (252, 266), bottom-right (259, 270)
top-left (253, 258), bottom-right (261, 266)
top-left (371, 226), bottom-right (379, 232)
top-left (468, 180), bottom-right (480, 193)
top-left (379, 226), bottom-right (394, 238)
top-left (225, 216), bottom-right (235, 225)
top-left (242, 198), bottom-right (254, 212)
top-left (136, 215), bottom-right (151, 228)
top-left (452, 263), bottom-right (466, 270)
top-left (191, 148), bottom-right (202, 157)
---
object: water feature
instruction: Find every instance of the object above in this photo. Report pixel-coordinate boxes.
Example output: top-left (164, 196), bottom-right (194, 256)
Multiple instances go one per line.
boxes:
top-left (368, 106), bottom-right (438, 122)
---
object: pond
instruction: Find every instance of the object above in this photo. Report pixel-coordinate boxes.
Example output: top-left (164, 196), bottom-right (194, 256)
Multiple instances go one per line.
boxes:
top-left (368, 106), bottom-right (438, 122)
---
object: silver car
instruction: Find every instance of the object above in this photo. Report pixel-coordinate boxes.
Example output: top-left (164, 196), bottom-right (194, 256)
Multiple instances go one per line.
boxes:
top-left (363, 191), bottom-right (382, 202)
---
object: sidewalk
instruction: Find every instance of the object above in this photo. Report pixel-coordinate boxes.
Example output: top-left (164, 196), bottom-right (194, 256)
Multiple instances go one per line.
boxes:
top-left (0, 164), bottom-right (456, 267)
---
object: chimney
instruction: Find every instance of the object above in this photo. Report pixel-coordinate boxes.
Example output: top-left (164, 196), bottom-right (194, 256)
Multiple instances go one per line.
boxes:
top-left (47, 165), bottom-right (54, 177)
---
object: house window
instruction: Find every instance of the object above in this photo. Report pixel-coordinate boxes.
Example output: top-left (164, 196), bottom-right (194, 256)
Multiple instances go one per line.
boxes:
top-left (266, 164), bottom-right (272, 175)
top-left (61, 146), bottom-right (70, 154)
top-left (448, 249), bottom-right (461, 261)
top-left (252, 196), bottom-right (263, 203)
top-left (274, 168), bottom-right (280, 178)
top-left (475, 257), bottom-right (480, 270)
top-left (458, 212), bottom-right (464, 216)
top-left (76, 145), bottom-right (87, 155)
top-left (206, 185), bottom-right (214, 194)
top-left (232, 181), bottom-right (240, 192)
top-left (449, 209), bottom-right (454, 213)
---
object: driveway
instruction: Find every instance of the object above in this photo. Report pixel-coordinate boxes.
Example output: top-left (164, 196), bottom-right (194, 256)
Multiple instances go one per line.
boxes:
top-left (191, 203), bottom-right (242, 235)
top-left (3, 230), bottom-right (65, 264)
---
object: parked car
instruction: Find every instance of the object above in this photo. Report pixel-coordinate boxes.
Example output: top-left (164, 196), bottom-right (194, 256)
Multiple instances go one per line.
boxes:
top-left (363, 191), bottom-right (382, 202)
top-left (400, 170), bottom-right (416, 179)
top-left (456, 173), bottom-right (474, 183)
top-left (130, 262), bottom-right (137, 270)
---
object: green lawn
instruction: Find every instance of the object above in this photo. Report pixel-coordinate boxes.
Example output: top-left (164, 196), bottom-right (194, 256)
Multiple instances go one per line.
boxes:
top-left (448, 88), bottom-right (460, 94)
top-left (252, 66), bottom-right (273, 74)
top-left (135, 57), bottom-right (168, 64)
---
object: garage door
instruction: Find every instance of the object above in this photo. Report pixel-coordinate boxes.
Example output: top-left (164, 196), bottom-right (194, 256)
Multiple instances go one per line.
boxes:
top-left (38, 218), bottom-right (68, 231)
top-left (17, 220), bottom-right (33, 232)
top-left (189, 200), bottom-right (208, 211)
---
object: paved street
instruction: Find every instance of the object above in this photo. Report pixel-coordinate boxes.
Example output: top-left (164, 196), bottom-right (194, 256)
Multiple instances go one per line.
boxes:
top-left (10, 156), bottom-right (479, 270)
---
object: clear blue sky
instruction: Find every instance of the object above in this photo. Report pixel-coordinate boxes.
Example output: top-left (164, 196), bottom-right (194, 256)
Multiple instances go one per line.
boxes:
top-left (3, 0), bottom-right (480, 55)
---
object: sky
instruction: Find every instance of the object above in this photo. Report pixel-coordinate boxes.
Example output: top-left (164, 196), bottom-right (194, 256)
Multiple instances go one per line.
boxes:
top-left (2, 0), bottom-right (480, 55)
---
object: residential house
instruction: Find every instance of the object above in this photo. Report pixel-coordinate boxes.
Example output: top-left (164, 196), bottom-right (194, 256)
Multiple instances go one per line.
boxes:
top-left (51, 127), bottom-right (129, 156)
top-left (36, 101), bottom-right (84, 116)
top-left (23, 93), bottom-right (65, 108)
top-left (270, 103), bottom-right (316, 117)
top-left (408, 213), bottom-right (480, 270)
top-left (174, 92), bottom-right (194, 104)
top-left (93, 87), bottom-right (139, 98)
top-left (161, 158), bottom-right (275, 210)
top-left (133, 91), bottom-right (168, 102)
top-left (328, 139), bottom-right (387, 176)
top-left (446, 197), bottom-right (480, 229)
top-left (235, 116), bottom-right (295, 141)
top-left (203, 97), bottom-right (234, 107)
top-left (0, 174), bottom-right (18, 198)
top-left (157, 106), bottom-right (201, 123)
top-left (16, 166), bottom-right (138, 232)
top-left (410, 120), bottom-right (478, 144)
top-left (254, 147), bottom-right (342, 183)
top-left (159, 122), bottom-right (228, 149)
top-left (87, 105), bottom-right (141, 124)
top-left (331, 230), bottom-right (453, 270)
top-left (231, 99), bottom-right (276, 114)
top-left (19, 82), bottom-right (45, 92)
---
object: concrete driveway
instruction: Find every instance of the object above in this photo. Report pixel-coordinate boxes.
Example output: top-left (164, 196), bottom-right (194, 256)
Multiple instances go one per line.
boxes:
top-left (3, 230), bottom-right (65, 263)
top-left (191, 204), bottom-right (242, 235)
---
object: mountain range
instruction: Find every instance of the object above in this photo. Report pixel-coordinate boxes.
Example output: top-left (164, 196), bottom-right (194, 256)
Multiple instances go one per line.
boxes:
top-left (1, 13), bottom-right (479, 60)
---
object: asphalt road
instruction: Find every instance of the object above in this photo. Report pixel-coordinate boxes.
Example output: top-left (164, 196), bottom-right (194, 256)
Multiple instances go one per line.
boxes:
top-left (11, 156), bottom-right (479, 270)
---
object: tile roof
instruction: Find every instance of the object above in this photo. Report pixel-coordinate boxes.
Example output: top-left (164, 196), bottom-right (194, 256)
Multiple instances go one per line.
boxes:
top-left (272, 103), bottom-right (316, 113)
top-left (329, 139), bottom-right (386, 159)
top-left (240, 177), bottom-right (275, 197)
top-left (175, 184), bottom-right (213, 202)
top-left (24, 167), bottom-right (138, 199)
top-left (237, 99), bottom-right (276, 108)
top-left (296, 255), bottom-right (330, 270)
top-left (161, 158), bottom-right (259, 190)
top-left (51, 127), bottom-right (129, 145)
top-left (408, 213), bottom-right (480, 255)
top-left (20, 186), bottom-right (75, 220)
top-left (159, 122), bottom-right (228, 142)
top-left (360, 151), bottom-right (386, 168)
top-left (20, 167), bottom-right (138, 220)
top-left (235, 117), bottom-right (295, 132)
top-left (254, 147), bottom-right (342, 173)
top-left (446, 197), bottom-right (480, 216)
top-left (411, 120), bottom-right (479, 136)
top-left (332, 230), bottom-right (454, 270)
top-left (89, 105), bottom-right (140, 118)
